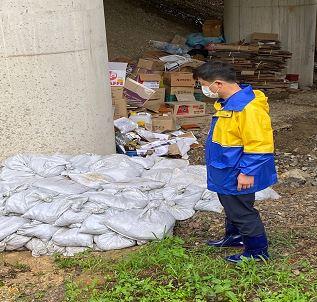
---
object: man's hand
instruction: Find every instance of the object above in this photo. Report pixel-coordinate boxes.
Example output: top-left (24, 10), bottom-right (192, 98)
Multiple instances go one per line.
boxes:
top-left (237, 173), bottom-right (254, 191)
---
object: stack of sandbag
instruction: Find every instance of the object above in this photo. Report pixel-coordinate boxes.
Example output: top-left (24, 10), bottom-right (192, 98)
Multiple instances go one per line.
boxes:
top-left (0, 154), bottom-right (280, 257)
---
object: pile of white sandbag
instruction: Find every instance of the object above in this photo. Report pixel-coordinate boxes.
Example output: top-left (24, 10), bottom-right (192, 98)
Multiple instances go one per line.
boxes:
top-left (0, 154), bottom-right (280, 257)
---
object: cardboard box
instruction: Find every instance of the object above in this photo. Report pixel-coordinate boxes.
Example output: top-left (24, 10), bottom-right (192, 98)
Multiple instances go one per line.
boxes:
top-left (175, 93), bottom-right (196, 102)
top-left (176, 114), bottom-right (211, 128)
top-left (123, 78), bottom-right (156, 107)
top-left (163, 72), bottom-right (195, 87)
top-left (137, 58), bottom-right (165, 71)
top-left (113, 99), bottom-right (128, 119)
top-left (250, 32), bottom-right (279, 41)
top-left (167, 101), bottom-right (206, 117)
top-left (152, 114), bottom-right (176, 132)
top-left (203, 20), bottom-right (222, 37)
top-left (138, 74), bottom-right (162, 82)
top-left (108, 62), bottom-right (128, 87)
top-left (150, 87), bottom-right (165, 101)
top-left (111, 87), bottom-right (124, 100)
top-left (145, 88), bottom-right (165, 112)
top-left (166, 86), bottom-right (195, 95)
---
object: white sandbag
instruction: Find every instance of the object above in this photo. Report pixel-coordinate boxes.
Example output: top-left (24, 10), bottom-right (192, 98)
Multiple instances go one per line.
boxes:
top-left (25, 238), bottom-right (48, 257)
top-left (5, 187), bottom-right (59, 215)
top-left (129, 156), bottom-right (156, 170)
top-left (17, 221), bottom-right (60, 241)
top-left (0, 241), bottom-right (5, 252)
top-left (255, 188), bottom-right (280, 201)
top-left (54, 209), bottom-right (90, 227)
top-left (142, 169), bottom-right (174, 184)
top-left (27, 155), bottom-right (68, 177)
top-left (0, 216), bottom-right (29, 241)
top-left (162, 185), bottom-right (203, 208)
top-left (4, 234), bottom-right (31, 251)
top-left (79, 214), bottom-right (110, 235)
top-left (151, 158), bottom-right (189, 170)
top-left (169, 166), bottom-right (207, 188)
top-left (194, 190), bottom-right (223, 213)
top-left (83, 189), bottom-right (148, 211)
top-left (0, 182), bottom-right (30, 198)
top-left (94, 230), bottom-right (136, 251)
top-left (90, 154), bottom-right (143, 174)
top-left (66, 154), bottom-right (104, 173)
top-left (160, 202), bottom-right (195, 220)
top-left (22, 196), bottom-right (75, 224)
top-left (105, 203), bottom-right (176, 241)
top-left (63, 247), bottom-right (89, 257)
top-left (2, 154), bottom-right (68, 179)
top-left (102, 178), bottom-right (165, 192)
top-left (52, 228), bottom-right (93, 248)
top-left (46, 241), bottom-right (66, 255)
top-left (32, 176), bottom-right (89, 195)
top-left (65, 172), bottom-right (110, 189)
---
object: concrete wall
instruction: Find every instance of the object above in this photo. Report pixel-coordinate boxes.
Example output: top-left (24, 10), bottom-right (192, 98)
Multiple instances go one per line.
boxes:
top-left (224, 0), bottom-right (317, 86)
top-left (0, 0), bottom-right (115, 160)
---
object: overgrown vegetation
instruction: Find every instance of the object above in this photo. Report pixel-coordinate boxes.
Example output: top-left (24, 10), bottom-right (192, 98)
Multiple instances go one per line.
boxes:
top-left (54, 235), bottom-right (317, 302)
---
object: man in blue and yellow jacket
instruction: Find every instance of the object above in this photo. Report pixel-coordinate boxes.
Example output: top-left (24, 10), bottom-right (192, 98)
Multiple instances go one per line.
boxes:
top-left (194, 61), bottom-right (277, 263)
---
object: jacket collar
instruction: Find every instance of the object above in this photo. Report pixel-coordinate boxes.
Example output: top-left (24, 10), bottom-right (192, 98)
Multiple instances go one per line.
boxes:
top-left (216, 85), bottom-right (255, 112)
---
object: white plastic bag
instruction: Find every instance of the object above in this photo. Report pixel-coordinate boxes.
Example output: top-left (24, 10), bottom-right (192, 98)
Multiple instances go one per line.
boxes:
top-left (17, 221), bottom-right (60, 241)
top-left (94, 230), bottom-right (135, 251)
top-left (114, 117), bottom-right (138, 134)
top-left (52, 228), bottom-right (93, 248)
top-left (66, 154), bottom-right (104, 173)
top-left (0, 216), bottom-right (29, 241)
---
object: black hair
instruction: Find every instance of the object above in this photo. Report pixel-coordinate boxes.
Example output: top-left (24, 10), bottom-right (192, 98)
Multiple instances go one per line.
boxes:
top-left (193, 61), bottom-right (237, 83)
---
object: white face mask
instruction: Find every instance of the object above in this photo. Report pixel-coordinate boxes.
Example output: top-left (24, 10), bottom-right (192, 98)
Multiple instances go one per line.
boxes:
top-left (202, 81), bottom-right (220, 98)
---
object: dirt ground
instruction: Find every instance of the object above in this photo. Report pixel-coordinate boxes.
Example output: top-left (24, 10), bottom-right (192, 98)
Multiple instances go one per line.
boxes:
top-left (1, 1), bottom-right (317, 301)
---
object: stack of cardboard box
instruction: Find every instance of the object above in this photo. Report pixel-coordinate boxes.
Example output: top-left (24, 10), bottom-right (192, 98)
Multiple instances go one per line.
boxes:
top-left (109, 62), bottom-right (128, 120)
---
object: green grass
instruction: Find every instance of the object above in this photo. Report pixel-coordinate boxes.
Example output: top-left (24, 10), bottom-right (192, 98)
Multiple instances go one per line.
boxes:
top-left (54, 235), bottom-right (317, 302)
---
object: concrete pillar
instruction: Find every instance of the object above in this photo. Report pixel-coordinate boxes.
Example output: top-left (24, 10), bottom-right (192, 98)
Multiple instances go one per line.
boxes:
top-left (0, 0), bottom-right (115, 160)
top-left (224, 0), bottom-right (317, 87)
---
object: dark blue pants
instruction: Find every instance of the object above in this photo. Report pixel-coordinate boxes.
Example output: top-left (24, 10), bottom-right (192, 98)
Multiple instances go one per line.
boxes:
top-left (217, 193), bottom-right (265, 237)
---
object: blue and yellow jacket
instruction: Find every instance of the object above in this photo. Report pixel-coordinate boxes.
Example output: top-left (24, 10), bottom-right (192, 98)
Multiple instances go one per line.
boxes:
top-left (206, 85), bottom-right (277, 195)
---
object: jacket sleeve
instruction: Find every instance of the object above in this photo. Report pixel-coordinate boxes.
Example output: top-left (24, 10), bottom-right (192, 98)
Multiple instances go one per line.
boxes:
top-left (238, 103), bottom-right (275, 176)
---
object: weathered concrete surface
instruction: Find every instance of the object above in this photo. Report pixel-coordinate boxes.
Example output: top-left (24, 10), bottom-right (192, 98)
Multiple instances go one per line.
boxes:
top-left (0, 0), bottom-right (115, 160)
